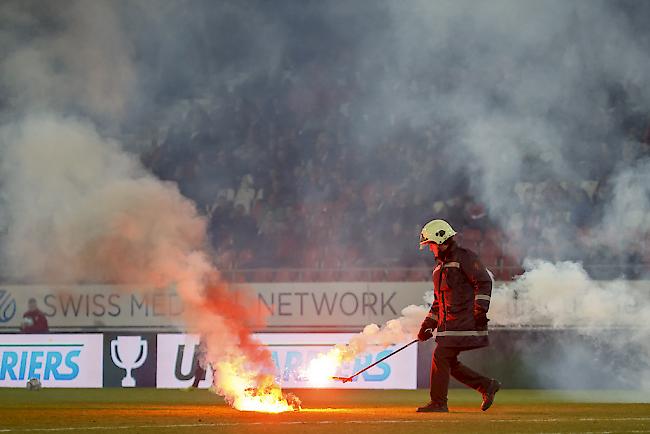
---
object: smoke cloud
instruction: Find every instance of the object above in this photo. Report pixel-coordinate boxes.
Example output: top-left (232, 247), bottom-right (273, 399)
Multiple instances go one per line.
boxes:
top-left (0, 113), bottom-right (296, 407)
top-left (369, 1), bottom-right (650, 249)
top-left (489, 260), bottom-right (650, 390)
top-left (0, 1), bottom-right (136, 119)
top-left (0, 115), bottom-right (207, 285)
top-left (0, 0), bottom-right (649, 395)
top-left (0, 0), bottom-right (297, 410)
top-left (344, 0), bottom-right (650, 390)
top-left (334, 303), bottom-right (428, 362)
top-left (491, 260), bottom-right (650, 329)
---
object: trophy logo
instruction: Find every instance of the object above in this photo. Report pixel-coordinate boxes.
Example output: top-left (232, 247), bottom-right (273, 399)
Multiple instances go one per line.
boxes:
top-left (110, 336), bottom-right (148, 387)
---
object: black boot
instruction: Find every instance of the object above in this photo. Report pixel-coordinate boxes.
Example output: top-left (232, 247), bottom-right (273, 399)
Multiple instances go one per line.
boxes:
top-left (481, 379), bottom-right (501, 411)
top-left (416, 401), bottom-right (449, 413)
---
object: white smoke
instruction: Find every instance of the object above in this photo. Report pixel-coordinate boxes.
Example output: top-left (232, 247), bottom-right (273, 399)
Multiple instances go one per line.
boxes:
top-left (357, 0), bottom-right (650, 391)
top-left (0, 114), bottom-right (297, 407)
top-left (374, 1), bottom-right (650, 234)
top-left (596, 158), bottom-right (650, 249)
top-left (335, 304), bottom-right (428, 361)
top-left (1, 1), bottom-right (136, 119)
top-left (328, 292), bottom-right (432, 361)
top-left (0, 115), bottom-right (208, 286)
top-left (488, 260), bottom-right (650, 390)
top-left (1, 0), bottom-right (649, 395)
top-left (490, 260), bottom-right (650, 328)
top-left (0, 0), bottom-right (296, 410)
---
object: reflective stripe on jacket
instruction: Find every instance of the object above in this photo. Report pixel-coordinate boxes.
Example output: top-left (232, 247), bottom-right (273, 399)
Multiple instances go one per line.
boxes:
top-left (429, 240), bottom-right (492, 348)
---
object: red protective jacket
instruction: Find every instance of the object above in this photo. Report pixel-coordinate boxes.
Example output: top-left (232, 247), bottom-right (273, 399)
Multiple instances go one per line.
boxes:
top-left (21, 309), bottom-right (49, 333)
top-left (427, 240), bottom-right (492, 348)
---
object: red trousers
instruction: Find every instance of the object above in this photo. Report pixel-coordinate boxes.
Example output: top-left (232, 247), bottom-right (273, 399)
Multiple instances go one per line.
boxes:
top-left (430, 344), bottom-right (491, 404)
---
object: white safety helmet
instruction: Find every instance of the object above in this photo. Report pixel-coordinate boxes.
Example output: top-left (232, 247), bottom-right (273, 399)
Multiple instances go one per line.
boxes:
top-left (419, 219), bottom-right (457, 249)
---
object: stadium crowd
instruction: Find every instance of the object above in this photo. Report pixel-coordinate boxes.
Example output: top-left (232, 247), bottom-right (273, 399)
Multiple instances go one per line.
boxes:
top-left (138, 72), bottom-right (650, 281)
top-left (1, 3), bottom-right (649, 283)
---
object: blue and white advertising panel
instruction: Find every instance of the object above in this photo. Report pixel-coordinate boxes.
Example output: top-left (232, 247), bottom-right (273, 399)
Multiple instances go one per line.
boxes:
top-left (156, 333), bottom-right (417, 389)
top-left (0, 334), bottom-right (103, 387)
top-left (258, 333), bottom-right (417, 389)
top-left (156, 334), bottom-right (213, 389)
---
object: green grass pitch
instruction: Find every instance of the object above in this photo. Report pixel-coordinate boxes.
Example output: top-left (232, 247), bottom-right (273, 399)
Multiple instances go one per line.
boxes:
top-left (0, 388), bottom-right (648, 433)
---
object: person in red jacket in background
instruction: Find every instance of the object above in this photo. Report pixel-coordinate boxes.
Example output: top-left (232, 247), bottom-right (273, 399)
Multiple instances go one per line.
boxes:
top-left (21, 298), bottom-right (49, 333)
top-left (416, 219), bottom-right (500, 413)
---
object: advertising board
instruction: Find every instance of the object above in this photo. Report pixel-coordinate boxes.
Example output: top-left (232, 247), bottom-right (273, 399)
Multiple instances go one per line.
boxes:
top-left (103, 333), bottom-right (157, 388)
top-left (0, 285), bottom-right (185, 332)
top-left (0, 334), bottom-right (102, 387)
top-left (0, 283), bottom-right (429, 332)
top-left (156, 334), bottom-right (213, 388)
top-left (2, 281), bottom-right (650, 332)
top-left (156, 333), bottom-right (417, 389)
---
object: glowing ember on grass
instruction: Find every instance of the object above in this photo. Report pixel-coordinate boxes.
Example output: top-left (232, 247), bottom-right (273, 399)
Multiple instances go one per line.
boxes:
top-left (235, 388), bottom-right (300, 413)
top-left (305, 348), bottom-right (343, 387)
top-left (216, 361), bottom-right (301, 413)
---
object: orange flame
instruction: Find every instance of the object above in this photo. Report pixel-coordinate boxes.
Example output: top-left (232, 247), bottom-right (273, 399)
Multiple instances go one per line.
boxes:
top-left (304, 348), bottom-right (343, 387)
top-left (189, 277), bottom-right (300, 413)
top-left (235, 388), bottom-right (297, 413)
top-left (215, 360), bottom-right (300, 413)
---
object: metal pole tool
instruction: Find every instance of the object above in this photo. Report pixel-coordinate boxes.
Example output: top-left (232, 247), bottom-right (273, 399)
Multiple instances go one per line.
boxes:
top-left (332, 339), bottom-right (419, 383)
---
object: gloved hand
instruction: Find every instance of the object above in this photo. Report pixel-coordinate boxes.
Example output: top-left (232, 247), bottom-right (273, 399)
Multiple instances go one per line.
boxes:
top-left (418, 317), bottom-right (437, 341)
top-left (475, 313), bottom-right (489, 329)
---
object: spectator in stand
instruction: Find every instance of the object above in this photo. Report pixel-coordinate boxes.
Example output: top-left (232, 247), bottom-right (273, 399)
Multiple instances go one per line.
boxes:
top-left (230, 203), bottom-right (259, 251)
top-left (234, 174), bottom-right (261, 214)
top-left (380, 221), bottom-right (413, 266)
top-left (565, 182), bottom-right (593, 228)
top-left (21, 298), bottom-right (49, 333)
top-left (463, 198), bottom-right (491, 232)
top-left (208, 194), bottom-right (234, 250)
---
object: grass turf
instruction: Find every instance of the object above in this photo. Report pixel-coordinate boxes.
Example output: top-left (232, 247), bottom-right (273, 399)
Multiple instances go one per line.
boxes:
top-left (0, 388), bottom-right (648, 433)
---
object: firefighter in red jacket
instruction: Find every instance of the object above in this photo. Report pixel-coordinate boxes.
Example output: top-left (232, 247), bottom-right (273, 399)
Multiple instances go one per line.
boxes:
top-left (416, 219), bottom-right (500, 413)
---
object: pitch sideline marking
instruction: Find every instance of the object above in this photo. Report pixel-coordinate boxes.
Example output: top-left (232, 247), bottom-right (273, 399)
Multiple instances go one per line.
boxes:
top-left (2, 417), bottom-right (650, 432)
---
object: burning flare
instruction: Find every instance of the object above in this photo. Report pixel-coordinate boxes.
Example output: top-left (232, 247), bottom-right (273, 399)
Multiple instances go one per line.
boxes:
top-left (0, 116), bottom-right (302, 414)
top-left (305, 349), bottom-right (343, 386)
top-left (185, 277), bottom-right (302, 413)
top-left (304, 305), bottom-right (428, 385)
top-left (215, 360), bottom-right (300, 413)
